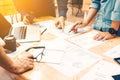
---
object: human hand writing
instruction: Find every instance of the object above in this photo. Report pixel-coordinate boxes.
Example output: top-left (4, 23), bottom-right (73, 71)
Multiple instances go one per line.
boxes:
top-left (69, 21), bottom-right (83, 33)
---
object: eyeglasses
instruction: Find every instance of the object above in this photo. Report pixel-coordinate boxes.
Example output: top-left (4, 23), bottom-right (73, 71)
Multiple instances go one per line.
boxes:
top-left (26, 46), bottom-right (45, 62)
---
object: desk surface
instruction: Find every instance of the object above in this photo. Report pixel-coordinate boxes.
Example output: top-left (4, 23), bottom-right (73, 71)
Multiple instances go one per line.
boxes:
top-left (11, 16), bottom-right (120, 80)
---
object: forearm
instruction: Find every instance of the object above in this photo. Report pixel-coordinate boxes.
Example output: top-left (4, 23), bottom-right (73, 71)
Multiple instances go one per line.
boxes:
top-left (83, 8), bottom-right (98, 26)
top-left (57, 0), bottom-right (68, 17)
top-left (110, 21), bottom-right (120, 30)
top-left (0, 46), bottom-right (17, 73)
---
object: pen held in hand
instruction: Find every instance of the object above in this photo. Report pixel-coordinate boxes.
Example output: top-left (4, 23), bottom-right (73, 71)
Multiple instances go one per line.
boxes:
top-left (41, 28), bottom-right (47, 35)
top-left (69, 22), bottom-right (82, 33)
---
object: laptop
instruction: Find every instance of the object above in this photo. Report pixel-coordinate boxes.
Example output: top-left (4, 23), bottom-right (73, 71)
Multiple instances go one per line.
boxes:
top-left (11, 23), bottom-right (41, 42)
top-left (0, 13), bottom-right (40, 43)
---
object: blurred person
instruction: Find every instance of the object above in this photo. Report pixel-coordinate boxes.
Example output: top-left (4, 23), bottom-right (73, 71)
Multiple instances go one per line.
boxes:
top-left (70, 0), bottom-right (120, 40)
top-left (0, 44), bottom-right (34, 80)
top-left (0, 13), bottom-right (34, 79)
top-left (13, 0), bottom-right (56, 24)
top-left (13, 0), bottom-right (69, 28)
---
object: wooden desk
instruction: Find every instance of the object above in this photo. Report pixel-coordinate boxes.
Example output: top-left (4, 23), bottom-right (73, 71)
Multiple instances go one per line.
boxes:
top-left (8, 16), bottom-right (120, 80)
top-left (9, 16), bottom-right (73, 80)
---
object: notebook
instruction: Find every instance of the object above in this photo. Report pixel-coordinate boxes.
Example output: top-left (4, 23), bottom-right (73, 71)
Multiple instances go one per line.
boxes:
top-left (10, 23), bottom-right (41, 43)
top-left (0, 14), bottom-right (40, 43)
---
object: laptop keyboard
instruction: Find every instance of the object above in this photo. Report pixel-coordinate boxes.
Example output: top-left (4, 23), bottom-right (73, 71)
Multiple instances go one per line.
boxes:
top-left (13, 26), bottom-right (27, 39)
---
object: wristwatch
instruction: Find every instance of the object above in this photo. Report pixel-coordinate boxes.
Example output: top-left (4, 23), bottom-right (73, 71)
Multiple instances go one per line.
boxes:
top-left (108, 28), bottom-right (117, 34)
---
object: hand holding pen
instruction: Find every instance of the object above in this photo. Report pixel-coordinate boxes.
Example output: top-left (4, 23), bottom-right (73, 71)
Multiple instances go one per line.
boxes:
top-left (69, 21), bottom-right (83, 33)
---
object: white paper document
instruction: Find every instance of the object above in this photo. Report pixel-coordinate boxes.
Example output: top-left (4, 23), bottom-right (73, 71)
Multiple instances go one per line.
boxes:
top-left (36, 20), bottom-right (73, 38)
top-left (47, 42), bottom-right (101, 77)
top-left (7, 43), bottom-right (35, 57)
top-left (36, 20), bottom-right (90, 39)
top-left (104, 44), bottom-right (120, 58)
top-left (67, 30), bottom-right (104, 49)
top-left (80, 60), bottom-right (120, 80)
top-left (41, 49), bottom-right (64, 64)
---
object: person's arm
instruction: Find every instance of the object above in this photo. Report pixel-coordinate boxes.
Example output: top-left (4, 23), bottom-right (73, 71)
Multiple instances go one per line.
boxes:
top-left (81, 8), bottom-right (98, 27)
top-left (55, 0), bottom-right (68, 30)
top-left (111, 0), bottom-right (120, 31)
top-left (0, 46), bottom-right (34, 74)
top-left (12, 0), bottom-right (34, 24)
top-left (70, 0), bottom-right (100, 33)
top-left (94, 0), bottom-right (120, 40)
top-left (57, 0), bottom-right (68, 18)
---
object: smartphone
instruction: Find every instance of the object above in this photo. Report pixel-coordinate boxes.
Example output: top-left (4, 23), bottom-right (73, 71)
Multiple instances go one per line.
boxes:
top-left (114, 57), bottom-right (120, 64)
top-left (112, 74), bottom-right (120, 80)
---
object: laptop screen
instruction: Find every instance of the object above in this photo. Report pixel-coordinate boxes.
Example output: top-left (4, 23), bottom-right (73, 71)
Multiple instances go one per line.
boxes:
top-left (0, 13), bottom-right (11, 39)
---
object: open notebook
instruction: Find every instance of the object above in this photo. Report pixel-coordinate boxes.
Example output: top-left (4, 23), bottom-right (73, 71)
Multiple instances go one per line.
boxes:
top-left (10, 23), bottom-right (40, 43)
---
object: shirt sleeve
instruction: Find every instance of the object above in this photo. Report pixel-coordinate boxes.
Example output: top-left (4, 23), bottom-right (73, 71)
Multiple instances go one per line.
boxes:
top-left (90, 0), bottom-right (101, 11)
top-left (111, 0), bottom-right (120, 21)
top-left (57, 0), bottom-right (68, 17)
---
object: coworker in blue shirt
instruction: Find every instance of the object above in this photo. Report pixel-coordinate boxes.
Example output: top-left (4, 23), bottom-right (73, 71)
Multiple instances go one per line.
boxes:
top-left (70, 0), bottom-right (120, 40)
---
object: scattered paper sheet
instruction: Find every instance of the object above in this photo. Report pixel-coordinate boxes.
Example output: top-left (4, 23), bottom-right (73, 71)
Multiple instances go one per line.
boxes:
top-left (36, 20), bottom-right (90, 39)
top-left (46, 41), bottom-right (101, 77)
top-left (80, 60), bottom-right (120, 80)
top-left (7, 43), bottom-right (35, 57)
top-left (41, 49), bottom-right (65, 64)
top-left (104, 44), bottom-right (120, 58)
top-left (67, 30), bottom-right (104, 49)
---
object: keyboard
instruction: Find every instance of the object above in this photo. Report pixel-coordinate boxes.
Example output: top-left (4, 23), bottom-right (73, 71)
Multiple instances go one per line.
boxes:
top-left (13, 26), bottom-right (27, 39)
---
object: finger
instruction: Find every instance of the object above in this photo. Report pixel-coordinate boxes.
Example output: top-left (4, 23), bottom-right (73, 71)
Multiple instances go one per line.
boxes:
top-left (93, 34), bottom-right (99, 40)
top-left (95, 33), bottom-right (105, 40)
top-left (55, 20), bottom-right (59, 27)
top-left (23, 17), bottom-right (30, 24)
top-left (16, 42), bottom-right (21, 47)
top-left (27, 53), bottom-right (34, 59)
top-left (70, 23), bottom-right (79, 32)
top-left (60, 21), bottom-right (65, 30)
top-left (4, 49), bottom-right (12, 53)
top-left (102, 36), bottom-right (109, 41)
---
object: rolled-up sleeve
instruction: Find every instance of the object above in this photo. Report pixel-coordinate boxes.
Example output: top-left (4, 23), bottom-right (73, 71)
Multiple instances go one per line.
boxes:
top-left (90, 0), bottom-right (101, 10)
top-left (111, 0), bottom-right (120, 21)
top-left (57, 0), bottom-right (68, 17)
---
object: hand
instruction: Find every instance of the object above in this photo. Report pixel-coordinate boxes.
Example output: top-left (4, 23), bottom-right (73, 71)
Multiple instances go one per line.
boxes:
top-left (23, 13), bottom-right (34, 25)
top-left (55, 16), bottom-right (65, 30)
top-left (0, 38), bottom-right (5, 46)
top-left (16, 42), bottom-right (20, 47)
top-left (11, 52), bottom-right (34, 74)
top-left (70, 21), bottom-right (83, 33)
top-left (94, 32), bottom-right (116, 40)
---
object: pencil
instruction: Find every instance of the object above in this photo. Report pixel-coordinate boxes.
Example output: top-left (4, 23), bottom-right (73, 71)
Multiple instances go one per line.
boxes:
top-left (41, 28), bottom-right (47, 35)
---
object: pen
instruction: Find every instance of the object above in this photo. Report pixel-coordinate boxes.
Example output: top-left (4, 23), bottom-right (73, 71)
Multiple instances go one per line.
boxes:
top-left (41, 28), bottom-right (47, 35)
top-left (69, 28), bottom-right (75, 33)
top-left (69, 22), bottom-right (82, 33)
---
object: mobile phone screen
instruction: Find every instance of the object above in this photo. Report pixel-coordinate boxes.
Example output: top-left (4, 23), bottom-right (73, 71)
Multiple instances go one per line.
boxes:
top-left (112, 74), bottom-right (120, 80)
top-left (114, 57), bottom-right (120, 64)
